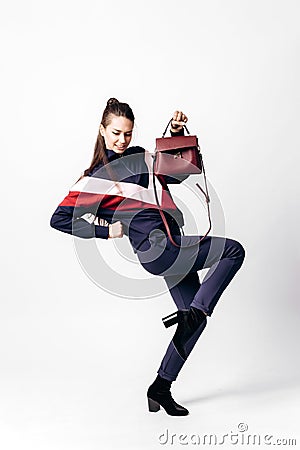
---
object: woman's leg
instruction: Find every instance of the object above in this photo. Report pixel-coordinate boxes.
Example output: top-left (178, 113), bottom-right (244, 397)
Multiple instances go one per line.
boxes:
top-left (188, 236), bottom-right (245, 315)
top-left (157, 236), bottom-right (245, 381)
top-left (158, 272), bottom-right (208, 381)
top-left (160, 235), bottom-right (245, 316)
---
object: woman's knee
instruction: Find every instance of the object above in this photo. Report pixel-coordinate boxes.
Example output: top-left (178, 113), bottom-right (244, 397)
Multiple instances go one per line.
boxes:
top-left (225, 238), bottom-right (246, 263)
top-left (234, 240), bottom-right (246, 264)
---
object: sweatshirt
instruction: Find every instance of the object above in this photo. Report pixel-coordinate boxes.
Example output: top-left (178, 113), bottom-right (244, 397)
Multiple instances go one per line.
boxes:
top-left (50, 136), bottom-right (188, 252)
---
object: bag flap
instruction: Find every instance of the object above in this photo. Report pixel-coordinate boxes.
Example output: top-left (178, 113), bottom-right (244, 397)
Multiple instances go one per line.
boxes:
top-left (156, 135), bottom-right (198, 151)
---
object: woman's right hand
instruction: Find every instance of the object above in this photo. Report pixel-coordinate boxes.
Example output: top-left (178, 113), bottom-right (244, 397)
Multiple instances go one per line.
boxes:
top-left (170, 110), bottom-right (188, 132)
top-left (108, 221), bottom-right (124, 238)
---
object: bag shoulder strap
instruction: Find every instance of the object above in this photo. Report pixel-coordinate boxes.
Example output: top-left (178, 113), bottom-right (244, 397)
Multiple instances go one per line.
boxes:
top-left (152, 157), bottom-right (212, 248)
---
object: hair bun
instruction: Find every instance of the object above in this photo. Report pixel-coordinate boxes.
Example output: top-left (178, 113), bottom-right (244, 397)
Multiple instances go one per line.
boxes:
top-left (107, 98), bottom-right (119, 106)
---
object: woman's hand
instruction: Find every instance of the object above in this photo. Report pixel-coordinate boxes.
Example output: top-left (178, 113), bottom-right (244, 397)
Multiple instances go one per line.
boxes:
top-left (108, 221), bottom-right (124, 238)
top-left (170, 111), bottom-right (188, 132)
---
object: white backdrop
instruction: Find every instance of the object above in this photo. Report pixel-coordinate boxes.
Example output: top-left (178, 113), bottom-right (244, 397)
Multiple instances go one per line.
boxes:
top-left (0, 1), bottom-right (299, 449)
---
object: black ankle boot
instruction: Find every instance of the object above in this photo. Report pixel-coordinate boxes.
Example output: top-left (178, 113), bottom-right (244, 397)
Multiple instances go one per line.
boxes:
top-left (147, 375), bottom-right (189, 416)
top-left (172, 307), bottom-right (207, 361)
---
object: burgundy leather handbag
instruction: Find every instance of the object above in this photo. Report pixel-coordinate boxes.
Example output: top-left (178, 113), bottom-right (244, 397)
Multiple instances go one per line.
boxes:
top-left (154, 119), bottom-right (203, 176)
top-left (153, 119), bottom-right (211, 248)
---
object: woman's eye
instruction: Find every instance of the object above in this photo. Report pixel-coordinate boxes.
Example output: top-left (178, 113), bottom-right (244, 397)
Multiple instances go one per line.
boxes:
top-left (112, 132), bottom-right (132, 137)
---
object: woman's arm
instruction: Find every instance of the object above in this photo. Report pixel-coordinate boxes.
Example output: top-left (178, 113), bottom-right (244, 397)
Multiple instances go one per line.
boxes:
top-left (50, 197), bottom-right (109, 239)
top-left (50, 189), bottom-right (124, 239)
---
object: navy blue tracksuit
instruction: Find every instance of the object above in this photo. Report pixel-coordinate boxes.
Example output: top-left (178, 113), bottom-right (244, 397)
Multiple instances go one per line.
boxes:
top-left (50, 145), bottom-right (245, 381)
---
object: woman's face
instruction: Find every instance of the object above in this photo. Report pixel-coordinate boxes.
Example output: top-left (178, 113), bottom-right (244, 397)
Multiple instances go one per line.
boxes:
top-left (100, 115), bottom-right (133, 154)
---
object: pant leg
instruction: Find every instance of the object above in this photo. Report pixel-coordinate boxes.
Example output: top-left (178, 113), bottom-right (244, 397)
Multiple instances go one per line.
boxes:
top-left (158, 272), bottom-right (208, 381)
top-left (155, 236), bottom-right (245, 381)
top-left (188, 236), bottom-right (246, 315)
top-left (138, 234), bottom-right (245, 316)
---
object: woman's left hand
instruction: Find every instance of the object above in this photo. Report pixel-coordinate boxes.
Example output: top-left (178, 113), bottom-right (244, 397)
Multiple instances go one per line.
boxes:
top-left (171, 111), bottom-right (188, 132)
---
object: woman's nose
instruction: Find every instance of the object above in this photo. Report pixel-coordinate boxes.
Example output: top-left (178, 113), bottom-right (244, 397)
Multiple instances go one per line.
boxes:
top-left (119, 134), bottom-right (126, 143)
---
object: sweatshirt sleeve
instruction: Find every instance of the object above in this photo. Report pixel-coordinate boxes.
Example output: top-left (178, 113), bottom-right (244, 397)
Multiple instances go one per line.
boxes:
top-left (50, 193), bottom-right (109, 239)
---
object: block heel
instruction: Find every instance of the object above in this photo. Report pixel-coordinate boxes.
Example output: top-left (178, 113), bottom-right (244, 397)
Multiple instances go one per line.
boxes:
top-left (172, 307), bottom-right (207, 360)
top-left (148, 397), bottom-right (160, 412)
top-left (162, 311), bottom-right (178, 328)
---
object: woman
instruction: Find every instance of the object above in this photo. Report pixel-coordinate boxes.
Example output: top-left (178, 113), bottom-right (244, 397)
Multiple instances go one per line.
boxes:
top-left (50, 98), bottom-right (245, 416)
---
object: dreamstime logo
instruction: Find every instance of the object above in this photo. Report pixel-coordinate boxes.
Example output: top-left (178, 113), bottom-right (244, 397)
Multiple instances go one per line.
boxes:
top-left (158, 424), bottom-right (297, 446)
top-left (72, 152), bottom-right (226, 299)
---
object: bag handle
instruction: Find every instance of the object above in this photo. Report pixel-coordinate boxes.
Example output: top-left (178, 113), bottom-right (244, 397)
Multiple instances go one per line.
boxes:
top-left (162, 118), bottom-right (191, 138)
top-left (152, 156), bottom-right (212, 248)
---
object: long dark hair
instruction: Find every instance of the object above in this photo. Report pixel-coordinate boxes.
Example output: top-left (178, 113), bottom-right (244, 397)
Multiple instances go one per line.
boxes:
top-left (76, 98), bottom-right (135, 182)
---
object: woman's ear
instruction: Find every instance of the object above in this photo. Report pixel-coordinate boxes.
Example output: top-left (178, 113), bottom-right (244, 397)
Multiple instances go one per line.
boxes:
top-left (99, 124), bottom-right (105, 136)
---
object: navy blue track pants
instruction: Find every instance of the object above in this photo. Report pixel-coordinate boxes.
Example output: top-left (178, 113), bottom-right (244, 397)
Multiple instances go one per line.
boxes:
top-left (136, 233), bottom-right (245, 381)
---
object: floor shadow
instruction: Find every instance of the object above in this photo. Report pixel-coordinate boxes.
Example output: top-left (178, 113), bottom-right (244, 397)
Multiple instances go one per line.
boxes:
top-left (183, 372), bottom-right (300, 405)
